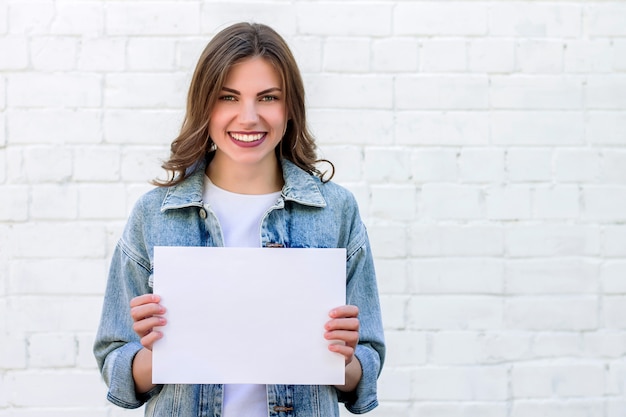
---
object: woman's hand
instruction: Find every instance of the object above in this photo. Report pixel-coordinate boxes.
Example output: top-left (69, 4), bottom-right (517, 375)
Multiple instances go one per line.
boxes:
top-left (130, 294), bottom-right (166, 351)
top-left (324, 305), bottom-right (360, 365)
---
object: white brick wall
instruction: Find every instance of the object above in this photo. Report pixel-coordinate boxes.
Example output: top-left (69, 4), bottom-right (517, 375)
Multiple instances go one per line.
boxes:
top-left (1, 1), bottom-right (625, 416)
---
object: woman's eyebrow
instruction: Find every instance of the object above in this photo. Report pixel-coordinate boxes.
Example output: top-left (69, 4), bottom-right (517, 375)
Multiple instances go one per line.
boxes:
top-left (220, 86), bottom-right (282, 96)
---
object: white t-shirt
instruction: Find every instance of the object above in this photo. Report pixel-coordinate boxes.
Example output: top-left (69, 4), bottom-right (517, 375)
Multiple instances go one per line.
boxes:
top-left (203, 176), bottom-right (281, 417)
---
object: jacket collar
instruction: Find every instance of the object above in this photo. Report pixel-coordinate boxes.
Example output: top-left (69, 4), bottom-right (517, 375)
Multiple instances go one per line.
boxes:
top-left (161, 157), bottom-right (326, 212)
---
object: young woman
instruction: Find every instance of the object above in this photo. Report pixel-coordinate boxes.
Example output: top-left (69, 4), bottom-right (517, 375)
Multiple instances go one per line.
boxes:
top-left (94, 22), bottom-right (385, 417)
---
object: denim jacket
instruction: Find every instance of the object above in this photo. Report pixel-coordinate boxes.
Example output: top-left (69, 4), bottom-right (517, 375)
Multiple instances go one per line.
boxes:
top-left (93, 157), bottom-right (385, 416)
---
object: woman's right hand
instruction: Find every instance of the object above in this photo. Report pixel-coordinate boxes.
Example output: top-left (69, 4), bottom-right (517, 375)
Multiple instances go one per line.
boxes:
top-left (130, 294), bottom-right (166, 351)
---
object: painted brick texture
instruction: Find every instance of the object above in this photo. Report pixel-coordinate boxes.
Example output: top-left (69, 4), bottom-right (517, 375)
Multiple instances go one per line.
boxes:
top-left (1, 1), bottom-right (625, 416)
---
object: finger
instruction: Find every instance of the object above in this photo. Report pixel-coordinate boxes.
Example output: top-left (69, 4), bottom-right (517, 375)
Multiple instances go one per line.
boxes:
top-left (325, 317), bottom-right (359, 332)
top-left (133, 316), bottom-right (166, 337)
top-left (130, 303), bottom-right (165, 322)
top-left (130, 294), bottom-right (161, 308)
top-left (329, 305), bottom-right (359, 319)
top-left (324, 330), bottom-right (359, 347)
top-left (328, 343), bottom-right (355, 364)
top-left (140, 329), bottom-right (163, 351)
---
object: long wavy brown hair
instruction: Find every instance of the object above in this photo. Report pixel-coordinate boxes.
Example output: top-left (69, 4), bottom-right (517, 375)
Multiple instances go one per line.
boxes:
top-left (154, 22), bottom-right (333, 187)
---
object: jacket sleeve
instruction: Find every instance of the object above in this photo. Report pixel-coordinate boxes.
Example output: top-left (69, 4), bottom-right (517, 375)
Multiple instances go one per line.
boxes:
top-left (93, 200), bottom-right (163, 408)
top-left (336, 209), bottom-right (386, 414)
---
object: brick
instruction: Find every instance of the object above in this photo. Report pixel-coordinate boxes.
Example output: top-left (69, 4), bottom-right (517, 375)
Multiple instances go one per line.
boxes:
top-left (605, 296), bottom-right (626, 329)
top-left (410, 224), bottom-right (504, 257)
top-left (489, 3), bottom-right (581, 37)
top-left (370, 185), bottom-right (416, 221)
top-left (516, 40), bottom-right (564, 73)
top-left (0, 148), bottom-right (5, 183)
top-left (396, 76), bottom-right (489, 110)
top-left (372, 38), bottom-right (418, 73)
top-left (485, 185), bottom-right (532, 220)
top-left (51, 2), bottom-right (103, 36)
top-left (413, 403), bottom-right (508, 417)
top-left (376, 368), bottom-right (411, 401)
top-left (30, 184), bottom-right (78, 220)
top-left (587, 76), bottom-right (626, 109)
top-left (0, 185), bottom-right (28, 221)
top-left (7, 295), bottom-right (102, 333)
top-left (8, 1), bottom-right (55, 35)
top-left (506, 224), bottom-right (600, 257)
top-left (380, 294), bottom-right (408, 330)
top-left (533, 333), bottom-right (582, 358)
top-left (78, 183), bottom-right (127, 220)
top-left (588, 3), bottom-right (626, 36)
top-left (8, 109), bottom-right (102, 145)
top-left (602, 150), bottom-right (626, 183)
top-left (603, 261), bottom-right (626, 294)
top-left (120, 147), bottom-right (169, 183)
top-left (458, 149), bottom-right (505, 183)
top-left (7, 74), bottom-right (102, 108)
top-left (315, 145), bottom-right (362, 183)
top-left (583, 186), bottom-right (626, 221)
top-left (587, 112), bottom-right (626, 145)
top-left (492, 111), bottom-right (584, 145)
top-left (323, 38), bottom-right (370, 73)
top-left (397, 111), bottom-right (489, 145)
top-left (412, 366), bottom-right (508, 400)
top-left (202, 3), bottom-right (296, 36)
top-left (6, 370), bottom-right (107, 407)
top-left (22, 146), bottom-right (72, 183)
top-left (506, 258), bottom-right (598, 295)
top-left (583, 331), bottom-right (626, 358)
top-left (305, 74), bottom-right (393, 109)
top-left (367, 223), bottom-right (407, 259)
top-left (431, 332), bottom-right (483, 365)
top-left (603, 225), bottom-right (626, 257)
top-left (564, 40), bottom-right (612, 73)
top-left (482, 332), bottom-right (533, 362)
top-left (364, 148), bottom-right (411, 182)
top-left (505, 297), bottom-right (598, 330)
top-left (511, 401), bottom-right (604, 417)
top-left (105, 2), bottom-right (199, 35)
top-left (507, 148), bottom-right (552, 182)
top-left (420, 40), bottom-right (466, 72)
top-left (0, 76), bottom-right (5, 109)
top-left (468, 40), bottom-right (515, 73)
top-left (289, 37), bottom-right (322, 73)
top-left (7, 222), bottom-right (106, 258)
top-left (420, 184), bottom-right (483, 220)
top-left (30, 37), bottom-right (77, 71)
top-left (533, 185), bottom-right (580, 219)
top-left (409, 259), bottom-right (504, 294)
top-left (104, 73), bottom-right (188, 109)
top-left (104, 109), bottom-right (182, 146)
top-left (608, 399), bottom-right (626, 417)
top-left (395, 3), bottom-right (487, 36)
top-left (308, 109), bottom-right (393, 146)
top-left (408, 296), bottom-right (503, 330)
top-left (410, 149), bottom-right (458, 183)
top-left (77, 38), bottom-right (125, 71)
top-left (28, 333), bottom-right (76, 368)
top-left (607, 360), bottom-right (626, 395)
top-left (615, 40), bottom-right (626, 71)
top-left (0, 37), bottom-right (28, 69)
top-left (491, 76), bottom-right (583, 110)
top-left (297, 3), bottom-right (392, 36)
top-left (0, 332), bottom-right (26, 368)
top-left (512, 363), bottom-right (605, 397)
top-left (74, 146), bottom-right (121, 182)
top-left (0, 1), bottom-right (6, 34)
top-left (76, 333), bottom-right (98, 369)
top-left (375, 259), bottom-right (407, 294)
top-left (8, 259), bottom-right (106, 295)
top-left (128, 38), bottom-right (176, 71)
top-left (385, 330), bottom-right (426, 367)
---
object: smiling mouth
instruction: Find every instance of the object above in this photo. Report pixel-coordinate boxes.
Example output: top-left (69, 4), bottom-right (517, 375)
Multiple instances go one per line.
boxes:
top-left (230, 132), bottom-right (265, 143)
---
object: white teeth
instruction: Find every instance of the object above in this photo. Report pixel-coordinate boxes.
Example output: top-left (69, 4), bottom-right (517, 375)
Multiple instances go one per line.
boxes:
top-left (230, 132), bottom-right (264, 142)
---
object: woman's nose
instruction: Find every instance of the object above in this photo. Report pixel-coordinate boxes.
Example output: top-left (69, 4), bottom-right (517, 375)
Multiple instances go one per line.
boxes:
top-left (238, 101), bottom-right (259, 124)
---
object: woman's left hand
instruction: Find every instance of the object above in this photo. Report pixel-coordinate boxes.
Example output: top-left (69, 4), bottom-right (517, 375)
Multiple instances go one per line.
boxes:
top-left (325, 305), bottom-right (360, 365)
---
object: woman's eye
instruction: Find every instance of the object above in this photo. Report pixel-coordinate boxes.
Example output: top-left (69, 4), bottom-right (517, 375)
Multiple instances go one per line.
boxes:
top-left (260, 95), bottom-right (279, 102)
top-left (219, 95), bottom-right (236, 101)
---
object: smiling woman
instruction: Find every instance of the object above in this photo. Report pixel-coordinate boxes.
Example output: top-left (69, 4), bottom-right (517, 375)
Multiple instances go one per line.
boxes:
top-left (93, 22), bottom-right (385, 417)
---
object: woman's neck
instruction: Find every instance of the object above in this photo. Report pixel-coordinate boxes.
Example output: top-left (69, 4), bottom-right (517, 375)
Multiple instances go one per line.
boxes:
top-left (206, 155), bottom-right (284, 195)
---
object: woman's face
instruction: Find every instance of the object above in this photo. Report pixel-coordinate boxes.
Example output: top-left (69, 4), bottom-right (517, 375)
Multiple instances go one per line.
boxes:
top-left (209, 57), bottom-right (287, 172)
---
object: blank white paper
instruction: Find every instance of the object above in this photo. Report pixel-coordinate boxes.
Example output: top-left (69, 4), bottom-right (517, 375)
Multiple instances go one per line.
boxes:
top-left (152, 246), bottom-right (346, 385)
